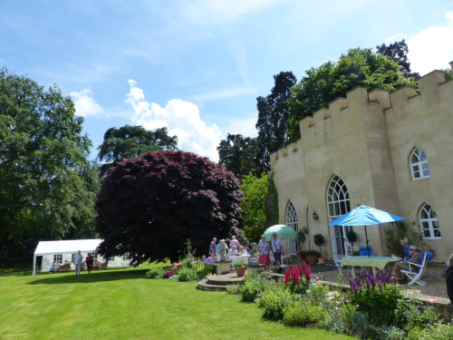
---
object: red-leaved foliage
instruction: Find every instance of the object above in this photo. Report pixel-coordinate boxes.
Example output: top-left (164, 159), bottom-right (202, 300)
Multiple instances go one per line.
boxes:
top-left (95, 150), bottom-right (243, 264)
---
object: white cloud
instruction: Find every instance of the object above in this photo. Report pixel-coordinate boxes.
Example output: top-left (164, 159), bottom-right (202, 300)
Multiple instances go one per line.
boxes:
top-left (407, 12), bottom-right (453, 75)
top-left (191, 87), bottom-right (256, 102)
top-left (223, 117), bottom-right (258, 137)
top-left (69, 88), bottom-right (103, 117)
top-left (385, 33), bottom-right (407, 43)
top-left (125, 80), bottom-right (222, 162)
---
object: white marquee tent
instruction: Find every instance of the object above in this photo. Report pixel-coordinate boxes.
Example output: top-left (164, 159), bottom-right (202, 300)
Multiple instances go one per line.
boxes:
top-left (32, 239), bottom-right (128, 275)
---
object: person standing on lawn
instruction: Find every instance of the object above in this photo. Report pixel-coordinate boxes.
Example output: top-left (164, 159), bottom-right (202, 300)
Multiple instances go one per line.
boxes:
top-left (258, 235), bottom-right (271, 272)
top-left (86, 253), bottom-right (94, 275)
top-left (73, 250), bottom-right (83, 276)
top-left (271, 233), bottom-right (284, 273)
top-left (394, 245), bottom-right (423, 281)
top-left (446, 253), bottom-right (453, 305)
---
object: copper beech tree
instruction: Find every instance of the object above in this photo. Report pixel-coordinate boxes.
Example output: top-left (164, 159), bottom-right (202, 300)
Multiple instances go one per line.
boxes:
top-left (95, 150), bottom-right (243, 264)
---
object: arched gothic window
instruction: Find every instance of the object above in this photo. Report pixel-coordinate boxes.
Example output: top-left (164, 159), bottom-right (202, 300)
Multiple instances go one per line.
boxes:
top-left (327, 175), bottom-right (352, 258)
top-left (419, 203), bottom-right (441, 239)
top-left (410, 149), bottom-right (430, 180)
top-left (286, 202), bottom-right (299, 254)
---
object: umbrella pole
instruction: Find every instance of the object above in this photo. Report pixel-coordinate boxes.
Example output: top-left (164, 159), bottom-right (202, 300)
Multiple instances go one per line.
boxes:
top-left (364, 225), bottom-right (370, 257)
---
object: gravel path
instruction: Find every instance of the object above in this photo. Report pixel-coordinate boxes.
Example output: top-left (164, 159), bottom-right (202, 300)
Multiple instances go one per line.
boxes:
top-left (313, 264), bottom-right (451, 303)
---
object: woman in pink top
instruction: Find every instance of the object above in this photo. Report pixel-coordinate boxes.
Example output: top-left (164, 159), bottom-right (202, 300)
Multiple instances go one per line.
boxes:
top-left (229, 236), bottom-right (240, 249)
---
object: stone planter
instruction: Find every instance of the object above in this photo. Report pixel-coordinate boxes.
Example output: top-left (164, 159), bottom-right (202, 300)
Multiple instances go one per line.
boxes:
top-left (246, 265), bottom-right (264, 276)
top-left (306, 255), bottom-right (318, 265)
top-left (215, 261), bottom-right (231, 275)
top-left (235, 266), bottom-right (247, 277)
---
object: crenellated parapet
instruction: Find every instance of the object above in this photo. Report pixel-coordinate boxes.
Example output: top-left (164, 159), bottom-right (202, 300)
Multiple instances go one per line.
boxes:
top-left (270, 65), bottom-right (452, 169)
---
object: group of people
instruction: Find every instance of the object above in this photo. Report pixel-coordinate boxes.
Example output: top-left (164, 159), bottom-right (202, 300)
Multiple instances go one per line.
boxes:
top-left (395, 237), bottom-right (453, 305)
top-left (209, 233), bottom-right (286, 273)
top-left (48, 250), bottom-right (104, 276)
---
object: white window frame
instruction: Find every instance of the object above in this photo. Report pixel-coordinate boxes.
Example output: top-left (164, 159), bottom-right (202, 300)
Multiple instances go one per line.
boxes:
top-left (419, 203), bottom-right (441, 240)
top-left (53, 254), bottom-right (63, 263)
top-left (327, 175), bottom-right (352, 259)
top-left (286, 202), bottom-right (299, 254)
top-left (410, 148), bottom-right (430, 181)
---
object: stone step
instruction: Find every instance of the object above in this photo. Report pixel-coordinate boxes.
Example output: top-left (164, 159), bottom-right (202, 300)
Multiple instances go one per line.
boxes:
top-left (206, 273), bottom-right (244, 286)
top-left (196, 279), bottom-right (229, 292)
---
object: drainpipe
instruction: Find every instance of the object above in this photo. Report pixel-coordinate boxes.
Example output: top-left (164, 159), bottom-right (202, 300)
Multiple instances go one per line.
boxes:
top-left (307, 205), bottom-right (313, 250)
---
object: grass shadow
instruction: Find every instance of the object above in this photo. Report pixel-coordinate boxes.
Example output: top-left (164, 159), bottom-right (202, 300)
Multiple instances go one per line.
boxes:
top-left (28, 269), bottom-right (149, 285)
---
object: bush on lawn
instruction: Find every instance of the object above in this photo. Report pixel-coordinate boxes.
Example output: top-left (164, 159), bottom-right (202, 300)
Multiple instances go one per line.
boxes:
top-left (146, 267), bottom-right (164, 279)
top-left (240, 273), bottom-right (281, 302)
top-left (258, 288), bottom-right (293, 320)
top-left (177, 267), bottom-right (197, 282)
top-left (283, 302), bottom-right (328, 327)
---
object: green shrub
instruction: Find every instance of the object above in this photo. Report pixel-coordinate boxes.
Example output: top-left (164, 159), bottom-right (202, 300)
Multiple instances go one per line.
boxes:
top-left (395, 298), bottom-right (440, 331)
top-left (283, 302), bottom-right (328, 327)
top-left (407, 323), bottom-right (453, 340)
top-left (350, 282), bottom-right (402, 326)
top-left (177, 268), bottom-right (197, 282)
top-left (240, 273), bottom-right (280, 302)
top-left (318, 298), bottom-right (357, 335)
top-left (233, 261), bottom-right (244, 268)
top-left (258, 289), bottom-right (293, 320)
top-left (305, 283), bottom-right (329, 305)
top-left (146, 267), bottom-right (164, 279)
top-left (376, 326), bottom-right (406, 340)
top-left (303, 250), bottom-right (320, 257)
top-left (197, 263), bottom-right (215, 279)
top-left (226, 285), bottom-right (240, 294)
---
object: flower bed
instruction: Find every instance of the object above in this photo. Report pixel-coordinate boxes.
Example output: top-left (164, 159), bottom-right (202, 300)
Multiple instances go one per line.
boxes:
top-left (238, 267), bottom-right (453, 340)
top-left (145, 257), bottom-right (216, 282)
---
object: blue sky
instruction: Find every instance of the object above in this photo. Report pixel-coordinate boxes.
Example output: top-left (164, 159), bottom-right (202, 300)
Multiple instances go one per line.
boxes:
top-left (1, 0), bottom-right (453, 161)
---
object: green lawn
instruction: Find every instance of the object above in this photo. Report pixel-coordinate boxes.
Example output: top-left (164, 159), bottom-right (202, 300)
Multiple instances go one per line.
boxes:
top-left (0, 266), bottom-right (353, 340)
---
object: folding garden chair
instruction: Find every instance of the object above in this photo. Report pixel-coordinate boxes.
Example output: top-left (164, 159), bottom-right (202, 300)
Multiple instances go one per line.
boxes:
top-left (401, 251), bottom-right (433, 286)
top-left (334, 260), bottom-right (351, 276)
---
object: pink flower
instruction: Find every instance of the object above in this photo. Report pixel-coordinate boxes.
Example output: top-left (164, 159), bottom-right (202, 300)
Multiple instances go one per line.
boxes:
top-left (428, 299), bottom-right (435, 304)
top-left (356, 304), bottom-right (359, 308)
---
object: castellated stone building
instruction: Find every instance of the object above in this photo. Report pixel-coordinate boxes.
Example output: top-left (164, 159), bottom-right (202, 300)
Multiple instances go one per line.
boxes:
top-left (270, 62), bottom-right (453, 262)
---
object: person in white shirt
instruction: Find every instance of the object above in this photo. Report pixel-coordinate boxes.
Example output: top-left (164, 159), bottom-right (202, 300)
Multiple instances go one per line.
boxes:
top-left (271, 233), bottom-right (284, 273)
top-left (73, 250), bottom-right (83, 276)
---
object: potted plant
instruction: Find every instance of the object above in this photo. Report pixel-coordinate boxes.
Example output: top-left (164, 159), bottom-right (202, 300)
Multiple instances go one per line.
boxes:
top-left (346, 230), bottom-right (358, 253)
top-left (313, 234), bottom-right (326, 264)
top-left (233, 261), bottom-right (246, 277)
top-left (296, 227), bottom-right (308, 261)
top-left (304, 250), bottom-right (321, 265)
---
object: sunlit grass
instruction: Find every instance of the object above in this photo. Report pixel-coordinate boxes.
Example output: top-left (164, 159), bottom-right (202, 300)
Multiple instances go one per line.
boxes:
top-left (0, 264), bottom-right (352, 340)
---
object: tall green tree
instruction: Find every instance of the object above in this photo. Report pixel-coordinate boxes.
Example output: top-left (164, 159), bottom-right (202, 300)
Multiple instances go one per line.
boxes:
top-left (376, 39), bottom-right (420, 79)
top-left (287, 48), bottom-right (417, 141)
top-left (217, 134), bottom-right (262, 179)
top-left (0, 67), bottom-right (95, 254)
top-left (97, 125), bottom-right (178, 176)
top-left (240, 174), bottom-right (269, 243)
top-left (256, 71), bottom-right (297, 171)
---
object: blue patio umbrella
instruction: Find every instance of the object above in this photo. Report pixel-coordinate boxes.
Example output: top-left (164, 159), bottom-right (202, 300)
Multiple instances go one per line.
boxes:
top-left (328, 205), bottom-right (406, 256)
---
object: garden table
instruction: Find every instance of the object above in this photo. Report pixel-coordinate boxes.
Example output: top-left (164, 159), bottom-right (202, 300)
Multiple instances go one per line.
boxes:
top-left (341, 256), bottom-right (401, 278)
top-left (229, 255), bottom-right (250, 265)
